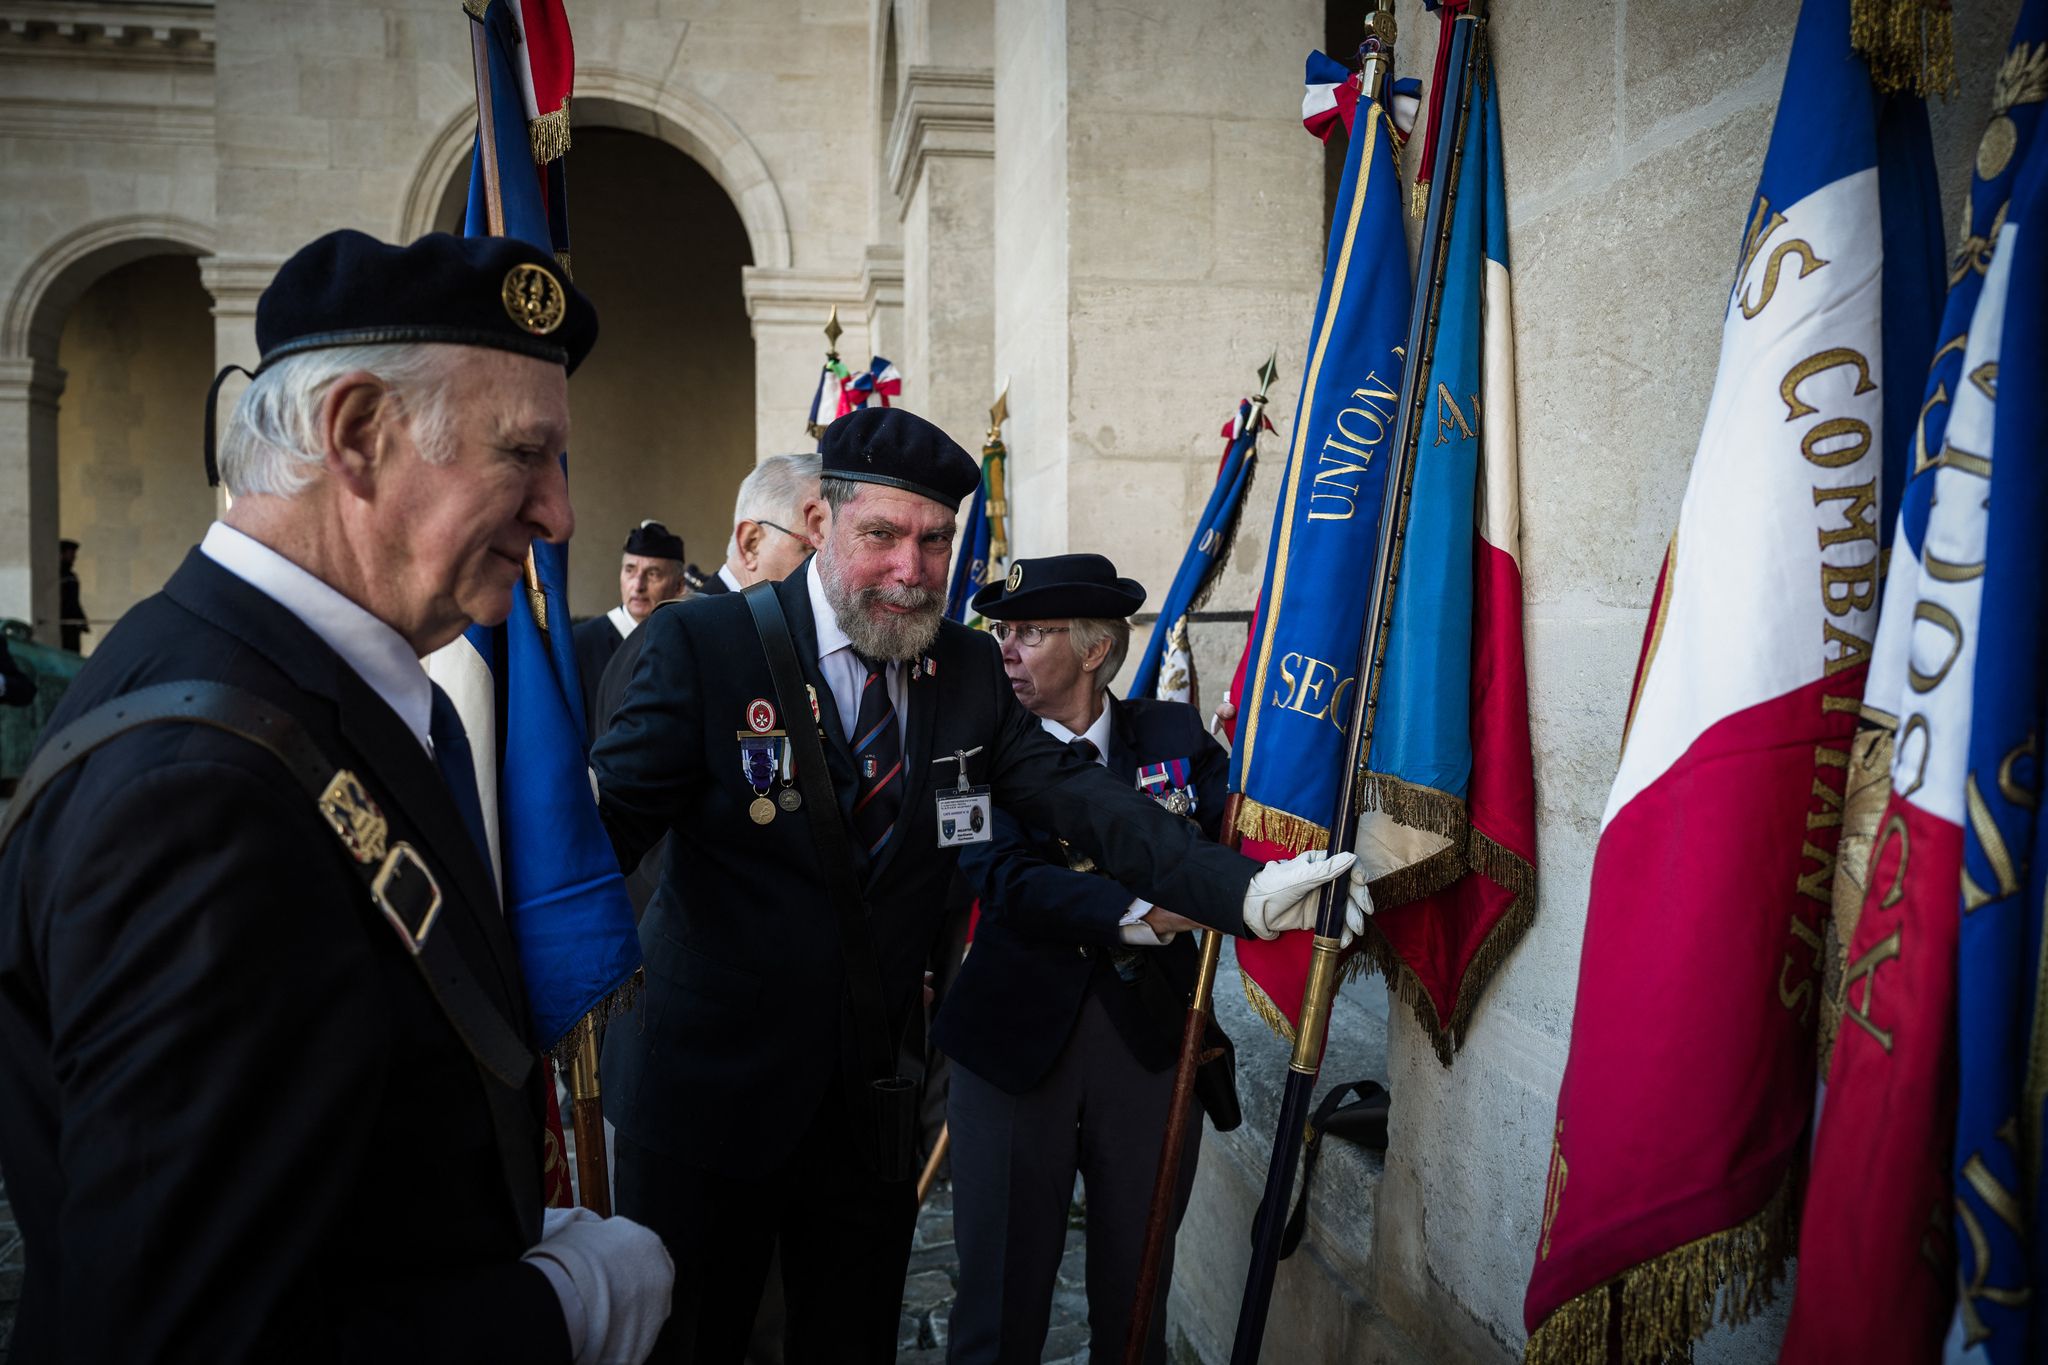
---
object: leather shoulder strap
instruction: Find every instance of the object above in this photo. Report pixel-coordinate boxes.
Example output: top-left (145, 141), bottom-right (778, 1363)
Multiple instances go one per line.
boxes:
top-left (742, 583), bottom-right (902, 1086)
top-left (0, 680), bottom-right (535, 1090)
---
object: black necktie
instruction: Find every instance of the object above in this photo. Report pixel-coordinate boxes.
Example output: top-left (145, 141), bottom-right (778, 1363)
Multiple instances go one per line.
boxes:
top-left (1070, 736), bottom-right (1100, 764)
top-left (850, 654), bottom-right (903, 858)
top-left (429, 684), bottom-right (492, 874)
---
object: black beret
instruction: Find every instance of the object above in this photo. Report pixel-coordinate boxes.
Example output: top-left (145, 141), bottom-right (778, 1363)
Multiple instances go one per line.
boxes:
top-left (255, 229), bottom-right (598, 376)
top-left (623, 520), bottom-right (685, 561)
top-left (819, 407), bottom-right (979, 507)
top-left (972, 553), bottom-right (1146, 621)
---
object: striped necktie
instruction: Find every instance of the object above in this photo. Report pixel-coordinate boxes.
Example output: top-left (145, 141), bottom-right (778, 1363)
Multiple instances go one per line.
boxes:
top-left (850, 653), bottom-right (904, 858)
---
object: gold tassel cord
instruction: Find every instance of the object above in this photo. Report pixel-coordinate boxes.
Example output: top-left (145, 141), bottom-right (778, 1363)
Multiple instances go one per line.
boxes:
top-left (1522, 1173), bottom-right (1799, 1365)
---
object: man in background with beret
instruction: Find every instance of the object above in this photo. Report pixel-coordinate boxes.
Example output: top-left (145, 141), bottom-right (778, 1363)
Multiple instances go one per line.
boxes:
top-left (936, 553), bottom-right (1242, 1365)
top-left (576, 519), bottom-right (687, 742)
top-left (593, 406), bottom-right (1369, 1364)
top-left (0, 229), bottom-right (670, 1364)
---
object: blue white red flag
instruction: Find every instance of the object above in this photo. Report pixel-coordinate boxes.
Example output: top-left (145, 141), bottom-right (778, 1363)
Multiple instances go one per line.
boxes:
top-left (1785, 7), bottom-right (2048, 1360)
top-left (847, 356), bottom-right (902, 411)
top-left (1126, 399), bottom-right (1269, 704)
top-left (805, 349), bottom-right (853, 444)
top-left (1524, 2), bottom-right (1946, 1359)
top-left (945, 409), bottom-right (1008, 624)
top-left (428, 0), bottom-right (640, 1061)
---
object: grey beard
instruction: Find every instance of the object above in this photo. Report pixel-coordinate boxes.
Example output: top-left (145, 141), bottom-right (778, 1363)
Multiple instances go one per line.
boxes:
top-left (818, 550), bottom-right (943, 662)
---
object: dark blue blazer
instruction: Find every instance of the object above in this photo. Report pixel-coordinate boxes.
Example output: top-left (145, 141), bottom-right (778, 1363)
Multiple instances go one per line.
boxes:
top-left (935, 697), bottom-right (1229, 1095)
top-left (0, 551), bottom-right (565, 1363)
top-left (589, 562), bottom-right (1258, 1177)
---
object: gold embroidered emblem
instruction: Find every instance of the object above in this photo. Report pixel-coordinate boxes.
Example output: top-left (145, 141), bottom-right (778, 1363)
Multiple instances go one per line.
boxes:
top-left (1005, 562), bottom-right (1024, 592)
top-left (502, 262), bottom-right (567, 336)
top-left (319, 769), bottom-right (389, 864)
top-left (1978, 43), bottom-right (2048, 182)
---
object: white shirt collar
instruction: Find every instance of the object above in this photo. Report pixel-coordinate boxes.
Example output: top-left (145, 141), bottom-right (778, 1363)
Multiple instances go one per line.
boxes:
top-left (806, 559), bottom-right (854, 665)
top-left (607, 603), bottom-right (637, 639)
top-left (717, 563), bottom-right (744, 593)
top-left (1040, 699), bottom-right (1114, 764)
top-left (200, 521), bottom-right (434, 754)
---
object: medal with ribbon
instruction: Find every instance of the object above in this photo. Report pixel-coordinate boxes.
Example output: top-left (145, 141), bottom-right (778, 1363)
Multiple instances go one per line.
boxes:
top-left (1136, 758), bottom-right (1197, 817)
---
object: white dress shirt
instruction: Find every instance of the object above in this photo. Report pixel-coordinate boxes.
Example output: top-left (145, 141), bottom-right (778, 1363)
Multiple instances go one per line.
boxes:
top-left (805, 562), bottom-right (908, 741)
top-left (716, 563), bottom-right (744, 593)
top-left (1039, 701), bottom-right (1164, 943)
top-left (200, 522), bottom-right (433, 755)
top-left (606, 604), bottom-right (636, 641)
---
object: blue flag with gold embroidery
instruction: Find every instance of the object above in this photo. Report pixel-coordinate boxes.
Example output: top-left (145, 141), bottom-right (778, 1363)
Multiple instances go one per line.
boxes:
top-left (1950, 44), bottom-right (2048, 1357)
top-left (1228, 49), bottom-right (1410, 853)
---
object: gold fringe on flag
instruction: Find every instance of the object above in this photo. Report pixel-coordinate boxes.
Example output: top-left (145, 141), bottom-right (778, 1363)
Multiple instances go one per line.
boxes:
top-left (545, 968), bottom-right (645, 1068)
top-left (1345, 824), bottom-right (1536, 1066)
top-left (1849, 0), bottom-right (1957, 97)
top-left (1232, 797), bottom-right (1329, 856)
top-left (1522, 1172), bottom-right (1798, 1365)
top-left (462, 0), bottom-right (489, 18)
top-left (1241, 971), bottom-right (1298, 1043)
top-left (530, 97), bottom-right (573, 165)
top-left (1410, 177), bottom-right (1430, 220)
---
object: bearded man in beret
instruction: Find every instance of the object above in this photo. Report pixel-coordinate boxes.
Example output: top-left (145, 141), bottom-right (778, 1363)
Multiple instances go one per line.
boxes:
top-left (0, 230), bottom-right (671, 1365)
top-left (593, 406), bottom-right (1372, 1365)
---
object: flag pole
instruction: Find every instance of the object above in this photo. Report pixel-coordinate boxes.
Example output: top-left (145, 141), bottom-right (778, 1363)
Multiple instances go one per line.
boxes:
top-left (1226, 6), bottom-right (1486, 1359)
top-left (1121, 354), bottom-right (1281, 1364)
top-left (467, 3), bottom-right (612, 1217)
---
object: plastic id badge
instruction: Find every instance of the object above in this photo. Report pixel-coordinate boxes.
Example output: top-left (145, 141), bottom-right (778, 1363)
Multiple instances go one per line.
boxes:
top-left (935, 788), bottom-right (992, 847)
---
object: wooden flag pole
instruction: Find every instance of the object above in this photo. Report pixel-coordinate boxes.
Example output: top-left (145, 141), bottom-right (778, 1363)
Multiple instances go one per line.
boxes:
top-left (1122, 349), bottom-right (1282, 1362)
top-left (468, 2), bottom-right (610, 1216)
top-left (1227, 6), bottom-right (1486, 1359)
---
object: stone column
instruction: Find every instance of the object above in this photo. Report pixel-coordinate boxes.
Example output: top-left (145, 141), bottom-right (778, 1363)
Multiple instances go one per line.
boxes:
top-left (991, 0), bottom-right (1324, 610)
top-left (740, 267), bottom-right (869, 460)
top-left (888, 65), bottom-right (995, 453)
top-left (198, 254), bottom-right (283, 514)
top-left (861, 244), bottom-right (905, 367)
top-left (0, 357), bottom-right (65, 639)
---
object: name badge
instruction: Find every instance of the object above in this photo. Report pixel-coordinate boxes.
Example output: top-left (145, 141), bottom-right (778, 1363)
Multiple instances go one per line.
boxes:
top-left (936, 788), bottom-right (992, 846)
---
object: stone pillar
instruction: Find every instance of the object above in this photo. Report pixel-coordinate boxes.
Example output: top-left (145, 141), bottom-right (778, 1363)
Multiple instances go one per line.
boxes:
top-left (991, 0), bottom-right (1325, 595)
top-left (740, 267), bottom-right (869, 460)
top-left (0, 357), bottom-right (65, 639)
top-left (861, 244), bottom-right (905, 366)
top-left (888, 65), bottom-right (995, 452)
top-left (198, 254), bottom-right (283, 515)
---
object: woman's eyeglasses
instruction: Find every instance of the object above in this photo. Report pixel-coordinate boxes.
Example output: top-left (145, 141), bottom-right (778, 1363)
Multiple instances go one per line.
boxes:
top-left (987, 623), bottom-right (1071, 648)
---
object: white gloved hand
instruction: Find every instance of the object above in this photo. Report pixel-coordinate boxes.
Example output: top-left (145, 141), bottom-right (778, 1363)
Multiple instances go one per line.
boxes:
top-left (523, 1208), bottom-right (675, 1365)
top-left (1240, 849), bottom-right (1373, 947)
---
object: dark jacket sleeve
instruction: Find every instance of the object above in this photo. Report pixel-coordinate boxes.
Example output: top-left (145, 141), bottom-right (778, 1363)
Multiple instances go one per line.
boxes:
top-left (979, 655), bottom-right (1258, 936)
top-left (957, 803), bottom-right (1141, 948)
top-left (591, 603), bottom-right (705, 872)
top-left (34, 756), bottom-right (569, 1364)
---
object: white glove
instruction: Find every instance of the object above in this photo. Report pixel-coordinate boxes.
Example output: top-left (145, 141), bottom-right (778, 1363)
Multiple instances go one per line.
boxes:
top-left (523, 1206), bottom-right (675, 1365)
top-left (1240, 849), bottom-right (1372, 947)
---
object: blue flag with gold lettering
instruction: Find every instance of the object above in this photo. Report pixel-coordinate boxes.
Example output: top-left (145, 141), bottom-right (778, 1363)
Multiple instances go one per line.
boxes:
top-left (1228, 49), bottom-right (1410, 852)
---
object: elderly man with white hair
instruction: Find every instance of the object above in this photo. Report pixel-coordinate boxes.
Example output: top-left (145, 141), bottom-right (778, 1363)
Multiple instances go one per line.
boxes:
top-left (683, 451), bottom-right (823, 597)
top-left (0, 229), bottom-right (671, 1365)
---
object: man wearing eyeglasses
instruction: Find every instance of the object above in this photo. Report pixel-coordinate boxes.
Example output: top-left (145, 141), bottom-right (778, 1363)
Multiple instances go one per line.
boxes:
top-left (935, 553), bottom-right (1239, 1365)
top-left (683, 452), bottom-right (822, 597)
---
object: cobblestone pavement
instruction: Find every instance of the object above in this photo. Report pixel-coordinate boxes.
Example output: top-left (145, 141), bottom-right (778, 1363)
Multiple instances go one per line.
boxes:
top-left (898, 1180), bottom-right (1096, 1365)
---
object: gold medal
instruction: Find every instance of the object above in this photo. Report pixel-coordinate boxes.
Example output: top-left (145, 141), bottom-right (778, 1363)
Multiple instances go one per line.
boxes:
top-left (749, 796), bottom-right (776, 825)
top-left (777, 788), bottom-right (802, 812)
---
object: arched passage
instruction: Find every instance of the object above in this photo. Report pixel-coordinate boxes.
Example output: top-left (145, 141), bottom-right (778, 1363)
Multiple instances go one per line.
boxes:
top-left (0, 217), bottom-right (214, 644)
top-left (429, 125), bottom-right (758, 619)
